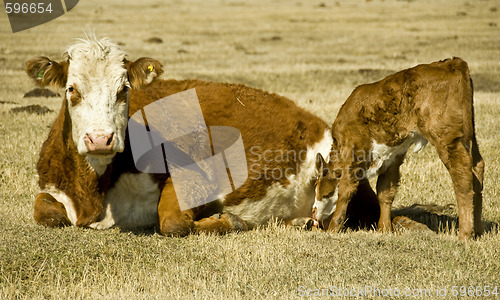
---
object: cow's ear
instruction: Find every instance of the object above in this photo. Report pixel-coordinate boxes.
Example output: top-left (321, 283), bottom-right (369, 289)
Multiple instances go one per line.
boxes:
top-left (25, 56), bottom-right (68, 88)
top-left (125, 57), bottom-right (163, 89)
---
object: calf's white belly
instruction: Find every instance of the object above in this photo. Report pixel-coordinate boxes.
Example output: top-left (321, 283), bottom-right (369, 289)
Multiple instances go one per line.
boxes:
top-left (367, 132), bottom-right (428, 178)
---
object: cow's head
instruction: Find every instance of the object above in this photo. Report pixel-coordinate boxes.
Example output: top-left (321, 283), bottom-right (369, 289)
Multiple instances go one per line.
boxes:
top-left (26, 36), bottom-right (163, 174)
top-left (312, 153), bottom-right (339, 223)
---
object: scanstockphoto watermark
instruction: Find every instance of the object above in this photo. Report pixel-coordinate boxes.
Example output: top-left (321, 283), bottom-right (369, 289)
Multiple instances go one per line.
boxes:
top-left (127, 88), bottom-right (381, 207)
top-left (247, 146), bottom-right (373, 181)
top-left (247, 146), bottom-right (309, 181)
top-left (129, 89), bottom-right (248, 211)
top-left (297, 285), bottom-right (499, 298)
top-left (298, 286), bottom-right (433, 297)
top-left (4, 0), bottom-right (79, 33)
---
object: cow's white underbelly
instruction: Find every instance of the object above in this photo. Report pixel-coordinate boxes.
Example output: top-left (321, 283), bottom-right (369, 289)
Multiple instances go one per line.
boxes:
top-left (90, 172), bottom-right (160, 230)
top-left (223, 130), bottom-right (332, 228)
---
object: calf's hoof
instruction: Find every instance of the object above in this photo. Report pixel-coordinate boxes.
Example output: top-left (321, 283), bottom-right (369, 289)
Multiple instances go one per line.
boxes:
top-left (327, 217), bottom-right (344, 233)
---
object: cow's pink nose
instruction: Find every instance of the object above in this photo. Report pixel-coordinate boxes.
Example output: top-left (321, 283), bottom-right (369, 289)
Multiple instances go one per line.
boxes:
top-left (84, 130), bottom-right (115, 154)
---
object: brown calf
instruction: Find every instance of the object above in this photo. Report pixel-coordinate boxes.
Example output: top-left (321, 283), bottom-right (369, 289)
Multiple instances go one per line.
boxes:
top-left (313, 58), bottom-right (484, 240)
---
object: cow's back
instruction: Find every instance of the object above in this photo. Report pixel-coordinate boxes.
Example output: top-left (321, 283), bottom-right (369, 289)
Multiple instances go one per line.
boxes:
top-left (129, 79), bottom-right (329, 206)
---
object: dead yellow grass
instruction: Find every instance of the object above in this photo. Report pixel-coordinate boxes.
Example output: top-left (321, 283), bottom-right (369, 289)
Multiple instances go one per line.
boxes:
top-left (0, 0), bottom-right (499, 298)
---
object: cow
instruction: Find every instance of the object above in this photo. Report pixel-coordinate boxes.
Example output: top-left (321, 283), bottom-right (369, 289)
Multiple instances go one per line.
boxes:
top-left (312, 58), bottom-right (484, 240)
top-left (27, 35), bottom-right (382, 236)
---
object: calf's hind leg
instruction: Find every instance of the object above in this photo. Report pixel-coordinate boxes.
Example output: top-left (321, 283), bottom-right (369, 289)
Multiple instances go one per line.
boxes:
top-left (434, 140), bottom-right (479, 240)
top-left (471, 138), bottom-right (484, 237)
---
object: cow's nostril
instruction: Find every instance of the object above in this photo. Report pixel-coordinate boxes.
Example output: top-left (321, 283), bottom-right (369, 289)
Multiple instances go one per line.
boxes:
top-left (106, 133), bottom-right (114, 146)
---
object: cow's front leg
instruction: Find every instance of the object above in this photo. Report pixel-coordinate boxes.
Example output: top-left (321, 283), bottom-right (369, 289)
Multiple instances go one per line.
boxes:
top-left (34, 192), bottom-right (71, 227)
top-left (328, 177), bottom-right (359, 232)
top-left (158, 178), bottom-right (195, 237)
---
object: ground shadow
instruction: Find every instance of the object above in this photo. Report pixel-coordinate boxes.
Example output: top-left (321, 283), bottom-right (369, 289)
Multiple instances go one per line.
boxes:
top-left (391, 203), bottom-right (499, 234)
top-left (116, 203), bottom-right (499, 237)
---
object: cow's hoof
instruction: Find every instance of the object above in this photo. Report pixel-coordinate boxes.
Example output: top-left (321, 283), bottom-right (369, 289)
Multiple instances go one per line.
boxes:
top-left (288, 217), bottom-right (319, 230)
top-left (159, 217), bottom-right (194, 237)
top-left (89, 220), bottom-right (114, 230)
top-left (221, 213), bottom-right (248, 232)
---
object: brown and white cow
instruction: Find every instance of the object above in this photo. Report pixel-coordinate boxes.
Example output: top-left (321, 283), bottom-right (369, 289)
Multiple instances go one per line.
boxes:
top-left (313, 58), bottom-right (484, 240)
top-left (27, 36), bottom-right (380, 235)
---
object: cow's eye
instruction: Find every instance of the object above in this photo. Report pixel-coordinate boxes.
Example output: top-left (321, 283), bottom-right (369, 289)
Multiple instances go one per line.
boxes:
top-left (67, 86), bottom-right (74, 93)
top-left (117, 85), bottom-right (129, 97)
top-left (118, 85), bottom-right (129, 95)
top-left (116, 85), bottom-right (130, 102)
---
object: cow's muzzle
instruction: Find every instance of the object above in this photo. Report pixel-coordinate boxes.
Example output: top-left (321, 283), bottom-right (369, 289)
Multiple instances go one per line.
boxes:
top-left (84, 130), bottom-right (116, 154)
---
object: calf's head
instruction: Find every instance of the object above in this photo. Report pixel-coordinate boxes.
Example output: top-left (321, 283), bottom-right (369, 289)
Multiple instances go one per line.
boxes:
top-left (312, 153), bottom-right (339, 223)
top-left (26, 37), bottom-right (163, 174)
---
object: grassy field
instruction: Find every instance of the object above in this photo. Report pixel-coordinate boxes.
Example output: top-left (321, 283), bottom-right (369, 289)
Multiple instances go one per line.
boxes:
top-left (1, 0), bottom-right (499, 298)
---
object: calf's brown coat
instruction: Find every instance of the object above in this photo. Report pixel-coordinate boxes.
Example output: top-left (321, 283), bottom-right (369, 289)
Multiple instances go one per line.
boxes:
top-left (315, 58), bottom-right (484, 240)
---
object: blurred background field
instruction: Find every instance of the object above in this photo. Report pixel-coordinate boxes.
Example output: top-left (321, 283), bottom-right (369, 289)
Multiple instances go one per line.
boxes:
top-left (0, 0), bottom-right (499, 298)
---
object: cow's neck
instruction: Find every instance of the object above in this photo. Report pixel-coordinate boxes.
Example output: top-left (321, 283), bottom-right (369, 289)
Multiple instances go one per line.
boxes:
top-left (85, 156), bottom-right (113, 176)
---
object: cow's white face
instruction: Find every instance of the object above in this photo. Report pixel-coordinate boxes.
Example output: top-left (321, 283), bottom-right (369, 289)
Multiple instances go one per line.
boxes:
top-left (26, 36), bottom-right (163, 175)
top-left (65, 41), bottom-right (130, 173)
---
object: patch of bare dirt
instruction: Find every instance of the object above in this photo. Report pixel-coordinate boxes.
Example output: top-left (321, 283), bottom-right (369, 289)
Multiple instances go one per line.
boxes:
top-left (10, 105), bottom-right (53, 115)
top-left (23, 88), bottom-right (60, 98)
top-left (144, 37), bottom-right (163, 44)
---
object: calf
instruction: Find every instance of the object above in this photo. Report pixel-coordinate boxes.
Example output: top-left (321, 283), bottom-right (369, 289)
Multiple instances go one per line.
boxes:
top-left (313, 58), bottom-right (484, 240)
top-left (27, 36), bottom-right (379, 235)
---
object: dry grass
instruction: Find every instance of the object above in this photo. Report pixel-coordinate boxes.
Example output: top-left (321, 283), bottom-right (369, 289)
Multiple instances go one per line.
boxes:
top-left (0, 0), bottom-right (499, 298)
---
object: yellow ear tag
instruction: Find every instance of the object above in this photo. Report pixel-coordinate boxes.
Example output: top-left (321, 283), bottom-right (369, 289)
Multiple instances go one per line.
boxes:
top-left (147, 65), bottom-right (154, 72)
